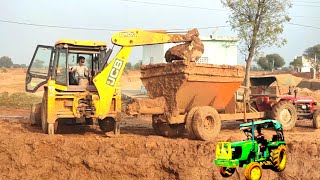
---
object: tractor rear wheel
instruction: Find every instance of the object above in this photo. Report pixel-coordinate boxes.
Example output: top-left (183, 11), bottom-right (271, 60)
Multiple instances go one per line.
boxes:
top-left (192, 106), bottom-right (221, 141)
top-left (244, 162), bottom-right (262, 180)
top-left (152, 115), bottom-right (184, 137)
top-left (219, 167), bottom-right (235, 178)
top-left (185, 107), bottom-right (199, 139)
top-left (270, 144), bottom-right (287, 172)
top-left (98, 117), bottom-right (115, 133)
top-left (312, 110), bottom-right (320, 129)
top-left (271, 101), bottom-right (297, 130)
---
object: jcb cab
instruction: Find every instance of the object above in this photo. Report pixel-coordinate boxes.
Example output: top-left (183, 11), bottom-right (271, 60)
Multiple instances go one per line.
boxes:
top-left (26, 40), bottom-right (122, 134)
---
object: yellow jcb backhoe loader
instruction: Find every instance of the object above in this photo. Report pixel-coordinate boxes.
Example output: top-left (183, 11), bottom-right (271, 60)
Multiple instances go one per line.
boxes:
top-left (26, 28), bottom-right (202, 134)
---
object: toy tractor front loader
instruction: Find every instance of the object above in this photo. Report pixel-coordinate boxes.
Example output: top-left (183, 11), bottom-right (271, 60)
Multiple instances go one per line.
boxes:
top-left (215, 120), bottom-right (287, 180)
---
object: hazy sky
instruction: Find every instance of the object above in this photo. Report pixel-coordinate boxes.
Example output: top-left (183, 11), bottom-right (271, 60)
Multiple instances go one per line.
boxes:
top-left (0, 0), bottom-right (319, 66)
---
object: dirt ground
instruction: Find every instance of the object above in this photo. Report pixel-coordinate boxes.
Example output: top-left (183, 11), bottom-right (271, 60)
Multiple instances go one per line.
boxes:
top-left (2, 68), bottom-right (320, 179)
top-left (1, 108), bottom-right (320, 180)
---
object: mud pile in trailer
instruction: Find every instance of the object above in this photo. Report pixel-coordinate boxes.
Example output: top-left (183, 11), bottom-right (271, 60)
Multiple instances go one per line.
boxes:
top-left (1, 109), bottom-right (320, 180)
top-left (165, 28), bottom-right (204, 62)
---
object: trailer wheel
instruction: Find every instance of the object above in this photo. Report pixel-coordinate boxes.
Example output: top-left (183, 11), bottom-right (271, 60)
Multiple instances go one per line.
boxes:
top-left (244, 162), bottom-right (262, 180)
top-left (271, 101), bottom-right (297, 130)
top-left (185, 107), bottom-right (199, 139)
top-left (98, 117), bottom-right (115, 133)
top-left (270, 144), bottom-right (287, 172)
top-left (152, 115), bottom-right (184, 137)
top-left (192, 106), bottom-right (221, 141)
top-left (220, 167), bottom-right (235, 177)
top-left (312, 110), bottom-right (320, 129)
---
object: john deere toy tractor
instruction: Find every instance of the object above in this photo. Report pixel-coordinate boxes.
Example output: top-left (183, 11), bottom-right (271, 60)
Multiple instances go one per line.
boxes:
top-left (215, 120), bottom-right (286, 180)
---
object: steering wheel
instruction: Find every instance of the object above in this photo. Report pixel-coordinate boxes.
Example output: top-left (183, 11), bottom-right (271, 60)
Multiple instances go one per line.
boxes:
top-left (70, 71), bottom-right (80, 85)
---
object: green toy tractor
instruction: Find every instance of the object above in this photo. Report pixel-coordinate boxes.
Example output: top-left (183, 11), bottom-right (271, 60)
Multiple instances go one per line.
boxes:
top-left (215, 120), bottom-right (287, 180)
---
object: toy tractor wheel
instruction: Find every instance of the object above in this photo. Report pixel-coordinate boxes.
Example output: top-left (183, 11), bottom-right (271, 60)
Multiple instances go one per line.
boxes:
top-left (152, 115), bottom-right (184, 137)
top-left (244, 162), bottom-right (262, 180)
top-left (192, 106), bottom-right (221, 141)
top-left (30, 103), bottom-right (41, 126)
top-left (270, 144), bottom-right (287, 172)
top-left (219, 167), bottom-right (235, 178)
top-left (185, 107), bottom-right (199, 139)
top-left (98, 117), bottom-right (116, 133)
top-left (40, 94), bottom-right (58, 134)
top-left (312, 110), bottom-right (320, 129)
top-left (271, 101), bottom-right (297, 130)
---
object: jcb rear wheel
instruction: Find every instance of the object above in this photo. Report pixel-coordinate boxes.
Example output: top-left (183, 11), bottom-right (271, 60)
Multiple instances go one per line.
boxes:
top-left (192, 106), bottom-right (221, 141)
top-left (312, 110), bottom-right (320, 129)
top-left (244, 162), bottom-right (262, 180)
top-left (41, 93), bottom-right (58, 134)
top-left (270, 144), bottom-right (287, 172)
top-left (219, 167), bottom-right (235, 178)
top-left (271, 101), bottom-right (297, 130)
top-left (30, 103), bottom-right (41, 126)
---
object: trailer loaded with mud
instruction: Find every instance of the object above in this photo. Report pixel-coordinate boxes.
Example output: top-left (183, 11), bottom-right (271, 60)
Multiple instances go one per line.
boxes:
top-left (126, 62), bottom-right (320, 141)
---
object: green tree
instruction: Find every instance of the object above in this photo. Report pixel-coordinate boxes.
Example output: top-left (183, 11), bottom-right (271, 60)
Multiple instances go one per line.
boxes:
top-left (33, 59), bottom-right (44, 68)
top-left (289, 58), bottom-right (303, 69)
top-left (133, 60), bottom-right (142, 70)
top-left (221, 0), bottom-right (291, 104)
top-left (125, 62), bottom-right (133, 70)
top-left (303, 44), bottom-right (320, 78)
top-left (257, 53), bottom-right (285, 71)
top-left (12, 64), bottom-right (22, 68)
top-left (0, 56), bottom-right (13, 68)
top-left (20, 64), bottom-right (27, 68)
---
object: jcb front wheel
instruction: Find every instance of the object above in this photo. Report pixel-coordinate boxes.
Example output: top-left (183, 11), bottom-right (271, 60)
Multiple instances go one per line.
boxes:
top-left (270, 144), bottom-right (287, 172)
top-left (244, 162), bottom-right (262, 180)
top-left (219, 167), bottom-right (235, 178)
top-left (98, 117), bottom-right (115, 133)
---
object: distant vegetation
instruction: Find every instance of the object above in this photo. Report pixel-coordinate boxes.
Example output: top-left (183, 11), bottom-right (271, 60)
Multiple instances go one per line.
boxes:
top-left (124, 60), bottom-right (142, 72)
top-left (0, 92), bottom-right (42, 108)
top-left (0, 56), bottom-right (27, 68)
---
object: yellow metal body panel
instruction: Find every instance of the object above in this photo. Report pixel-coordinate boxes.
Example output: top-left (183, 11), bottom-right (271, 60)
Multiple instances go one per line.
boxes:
top-left (216, 142), bottom-right (232, 160)
top-left (55, 39), bottom-right (107, 47)
top-left (93, 46), bottom-right (132, 119)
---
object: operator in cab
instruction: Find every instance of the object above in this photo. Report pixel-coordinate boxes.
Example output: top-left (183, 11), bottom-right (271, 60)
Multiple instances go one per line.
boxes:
top-left (71, 56), bottom-right (90, 86)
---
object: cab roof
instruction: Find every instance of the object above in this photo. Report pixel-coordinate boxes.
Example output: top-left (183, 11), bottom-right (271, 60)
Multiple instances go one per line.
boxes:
top-left (240, 119), bottom-right (283, 131)
top-left (55, 40), bottom-right (107, 47)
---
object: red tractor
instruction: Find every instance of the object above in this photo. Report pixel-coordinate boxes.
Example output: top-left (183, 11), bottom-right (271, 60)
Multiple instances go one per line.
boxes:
top-left (249, 74), bottom-right (319, 130)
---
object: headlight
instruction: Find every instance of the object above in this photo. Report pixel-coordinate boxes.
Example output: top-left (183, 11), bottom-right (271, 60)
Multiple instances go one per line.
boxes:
top-left (232, 148), bottom-right (235, 151)
top-left (301, 105), bottom-right (307, 109)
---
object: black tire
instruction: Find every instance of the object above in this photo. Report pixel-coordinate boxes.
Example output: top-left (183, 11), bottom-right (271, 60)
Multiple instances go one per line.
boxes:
top-left (185, 107), bottom-right (199, 139)
top-left (41, 93), bottom-right (58, 134)
top-left (244, 162), bottom-right (262, 180)
top-left (192, 106), bottom-right (221, 141)
top-left (271, 101), bottom-right (297, 130)
top-left (219, 167), bottom-right (235, 178)
top-left (30, 103), bottom-right (41, 126)
top-left (152, 115), bottom-right (184, 137)
top-left (98, 117), bottom-right (115, 133)
top-left (152, 115), bottom-right (162, 135)
top-left (270, 144), bottom-right (287, 172)
top-left (313, 110), bottom-right (320, 129)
